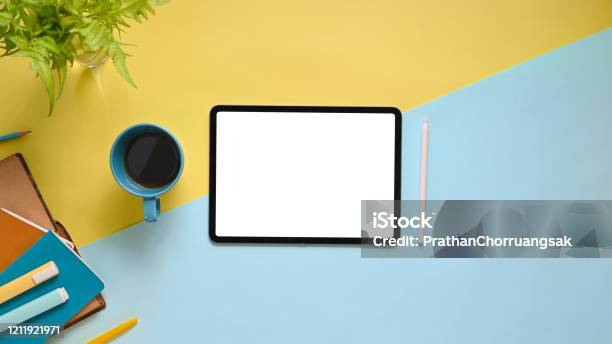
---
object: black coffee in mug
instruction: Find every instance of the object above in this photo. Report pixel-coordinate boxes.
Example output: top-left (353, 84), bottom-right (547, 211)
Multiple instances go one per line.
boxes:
top-left (124, 132), bottom-right (181, 188)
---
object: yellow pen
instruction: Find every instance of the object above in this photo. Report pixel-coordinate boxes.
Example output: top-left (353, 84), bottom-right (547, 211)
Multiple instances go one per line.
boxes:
top-left (0, 261), bottom-right (59, 305)
top-left (87, 318), bottom-right (138, 344)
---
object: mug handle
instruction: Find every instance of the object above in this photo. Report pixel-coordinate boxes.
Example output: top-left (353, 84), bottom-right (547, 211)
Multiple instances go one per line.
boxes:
top-left (144, 197), bottom-right (160, 222)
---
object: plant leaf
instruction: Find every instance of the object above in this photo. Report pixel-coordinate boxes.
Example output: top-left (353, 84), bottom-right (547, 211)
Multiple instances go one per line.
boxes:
top-left (13, 48), bottom-right (44, 59)
top-left (60, 15), bottom-right (83, 30)
top-left (34, 36), bottom-right (60, 55)
top-left (148, 0), bottom-right (170, 5)
top-left (0, 11), bottom-right (12, 26)
top-left (30, 59), bottom-right (55, 116)
top-left (108, 42), bottom-right (136, 88)
top-left (64, 0), bottom-right (82, 15)
top-left (108, 0), bottom-right (141, 16)
top-left (7, 35), bottom-right (29, 49)
top-left (55, 57), bottom-right (67, 97)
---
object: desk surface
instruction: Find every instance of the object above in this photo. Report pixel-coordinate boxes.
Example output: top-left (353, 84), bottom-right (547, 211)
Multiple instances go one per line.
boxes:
top-left (0, 0), bottom-right (610, 245)
top-left (54, 29), bottom-right (612, 343)
top-left (54, 197), bottom-right (612, 344)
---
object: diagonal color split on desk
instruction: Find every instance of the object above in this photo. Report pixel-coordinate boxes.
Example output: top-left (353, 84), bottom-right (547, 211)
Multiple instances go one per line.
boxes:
top-left (402, 28), bottom-right (612, 200)
top-left (53, 29), bottom-right (612, 343)
top-left (1, 1), bottom-right (611, 245)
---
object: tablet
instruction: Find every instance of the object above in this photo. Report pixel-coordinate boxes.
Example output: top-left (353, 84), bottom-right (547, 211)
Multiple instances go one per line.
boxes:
top-left (210, 105), bottom-right (401, 244)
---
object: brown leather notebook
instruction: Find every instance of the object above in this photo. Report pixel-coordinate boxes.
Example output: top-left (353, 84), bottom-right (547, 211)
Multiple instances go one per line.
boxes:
top-left (0, 153), bottom-right (105, 329)
top-left (0, 209), bottom-right (45, 270)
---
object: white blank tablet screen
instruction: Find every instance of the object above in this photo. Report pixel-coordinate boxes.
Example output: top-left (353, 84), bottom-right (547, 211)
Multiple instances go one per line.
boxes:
top-left (215, 111), bottom-right (397, 238)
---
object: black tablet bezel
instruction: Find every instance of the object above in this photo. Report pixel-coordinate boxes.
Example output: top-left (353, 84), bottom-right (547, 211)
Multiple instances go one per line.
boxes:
top-left (209, 105), bottom-right (402, 244)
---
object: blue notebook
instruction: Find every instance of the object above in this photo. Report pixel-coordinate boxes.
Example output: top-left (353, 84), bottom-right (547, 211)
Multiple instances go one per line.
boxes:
top-left (0, 232), bottom-right (104, 343)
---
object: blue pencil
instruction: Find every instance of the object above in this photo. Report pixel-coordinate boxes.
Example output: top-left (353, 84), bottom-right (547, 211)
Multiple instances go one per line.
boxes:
top-left (0, 131), bottom-right (31, 142)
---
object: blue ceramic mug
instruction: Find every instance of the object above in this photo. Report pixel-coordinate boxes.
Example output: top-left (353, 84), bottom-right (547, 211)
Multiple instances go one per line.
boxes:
top-left (110, 124), bottom-right (184, 222)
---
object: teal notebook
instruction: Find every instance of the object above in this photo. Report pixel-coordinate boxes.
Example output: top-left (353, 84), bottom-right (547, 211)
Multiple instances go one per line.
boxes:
top-left (0, 232), bottom-right (104, 343)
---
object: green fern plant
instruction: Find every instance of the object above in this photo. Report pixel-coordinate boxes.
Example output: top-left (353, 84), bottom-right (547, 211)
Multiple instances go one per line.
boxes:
top-left (0, 0), bottom-right (168, 115)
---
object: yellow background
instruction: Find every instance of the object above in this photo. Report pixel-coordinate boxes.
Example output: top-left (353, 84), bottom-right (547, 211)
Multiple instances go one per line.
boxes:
top-left (1, 0), bottom-right (610, 245)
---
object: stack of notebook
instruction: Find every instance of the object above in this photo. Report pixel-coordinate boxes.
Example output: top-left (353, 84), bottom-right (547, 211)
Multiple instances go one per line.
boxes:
top-left (0, 154), bottom-right (106, 341)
